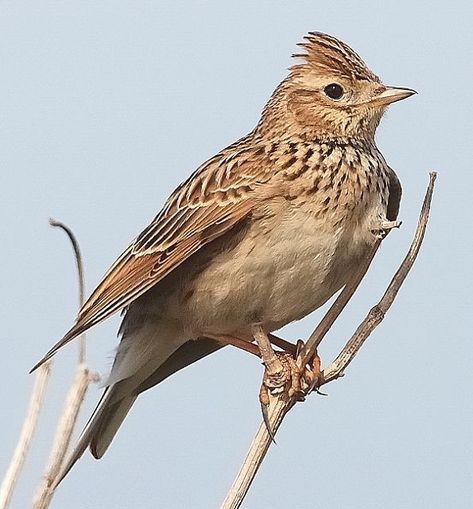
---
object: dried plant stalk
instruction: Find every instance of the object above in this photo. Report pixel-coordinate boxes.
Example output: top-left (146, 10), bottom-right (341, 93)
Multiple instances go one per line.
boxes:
top-left (32, 219), bottom-right (97, 509)
top-left (0, 218), bottom-right (96, 509)
top-left (0, 364), bottom-right (51, 509)
top-left (32, 365), bottom-right (96, 509)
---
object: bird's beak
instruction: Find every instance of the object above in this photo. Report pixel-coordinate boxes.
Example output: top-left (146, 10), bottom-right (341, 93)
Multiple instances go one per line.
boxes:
top-left (371, 86), bottom-right (417, 107)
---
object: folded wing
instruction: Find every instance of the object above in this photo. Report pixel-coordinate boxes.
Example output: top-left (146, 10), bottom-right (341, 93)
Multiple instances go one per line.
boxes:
top-left (32, 139), bottom-right (269, 371)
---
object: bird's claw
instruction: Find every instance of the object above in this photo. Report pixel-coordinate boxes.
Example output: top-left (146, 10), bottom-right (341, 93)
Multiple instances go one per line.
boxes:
top-left (298, 346), bottom-right (323, 395)
top-left (259, 345), bottom-right (324, 438)
top-left (371, 219), bottom-right (402, 239)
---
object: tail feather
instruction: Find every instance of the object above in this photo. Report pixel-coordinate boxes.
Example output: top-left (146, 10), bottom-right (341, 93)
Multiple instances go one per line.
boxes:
top-left (53, 337), bottom-right (223, 490)
top-left (89, 395), bottom-right (136, 459)
top-left (53, 385), bottom-right (135, 489)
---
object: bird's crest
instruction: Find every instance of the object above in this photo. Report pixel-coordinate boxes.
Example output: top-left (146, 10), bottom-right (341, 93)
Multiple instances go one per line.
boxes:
top-left (292, 32), bottom-right (380, 83)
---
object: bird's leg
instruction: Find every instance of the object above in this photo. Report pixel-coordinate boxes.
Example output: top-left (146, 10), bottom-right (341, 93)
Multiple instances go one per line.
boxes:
top-left (371, 216), bottom-right (402, 239)
top-left (252, 325), bottom-right (308, 438)
top-left (258, 351), bottom-right (301, 441)
top-left (268, 333), bottom-right (298, 356)
top-left (209, 329), bottom-right (317, 438)
top-left (252, 324), bottom-right (288, 437)
top-left (251, 325), bottom-right (288, 394)
top-left (207, 334), bottom-right (261, 357)
top-left (206, 332), bottom-right (296, 357)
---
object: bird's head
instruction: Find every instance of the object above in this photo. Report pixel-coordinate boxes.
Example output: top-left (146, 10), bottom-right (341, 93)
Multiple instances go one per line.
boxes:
top-left (258, 32), bottom-right (416, 141)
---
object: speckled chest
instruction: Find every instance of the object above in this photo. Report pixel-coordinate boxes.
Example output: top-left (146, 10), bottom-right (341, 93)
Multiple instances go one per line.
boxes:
top-left (273, 138), bottom-right (392, 226)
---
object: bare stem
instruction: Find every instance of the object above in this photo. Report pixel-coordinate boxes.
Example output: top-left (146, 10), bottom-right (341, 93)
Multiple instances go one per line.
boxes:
top-left (322, 172), bottom-right (437, 384)
top-left (0, 364), bottom-right (51, 509)
top-left (220, 172), bottom-right (437, 509)
top-left (32, 220), bottom-right (97, 508)
top-left (48, 219), bottom-right (86, 363)
top-left (220, 398), bottom-right (293, 509)
top-left (32, 366), bottom-right (96, 509)
top-left (0, 218), bottom-right (89, 509)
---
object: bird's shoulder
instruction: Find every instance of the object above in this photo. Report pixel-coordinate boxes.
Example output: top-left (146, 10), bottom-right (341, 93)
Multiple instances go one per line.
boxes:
top-left (132, 132), bottom-right (277, 255)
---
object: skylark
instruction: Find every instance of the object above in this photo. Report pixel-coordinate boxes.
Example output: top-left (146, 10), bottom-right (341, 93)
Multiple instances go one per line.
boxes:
top-left (33, 32), bottom-right (415, 482)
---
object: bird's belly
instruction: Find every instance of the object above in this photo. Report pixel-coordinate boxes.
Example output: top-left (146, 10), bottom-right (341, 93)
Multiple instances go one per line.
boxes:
top-left (181, 209), bottom-right (371, 337)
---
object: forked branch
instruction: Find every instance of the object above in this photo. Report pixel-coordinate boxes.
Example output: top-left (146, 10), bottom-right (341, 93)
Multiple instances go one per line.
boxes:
top-left (220, 172), bottom-right (437, 509)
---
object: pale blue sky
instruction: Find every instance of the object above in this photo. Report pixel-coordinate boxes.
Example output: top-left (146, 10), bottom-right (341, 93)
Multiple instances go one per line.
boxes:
top-left (1, 1), bottom-right (472, 508)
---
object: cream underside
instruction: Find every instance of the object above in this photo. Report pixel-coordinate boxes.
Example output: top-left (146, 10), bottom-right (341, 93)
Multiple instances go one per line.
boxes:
top-left (107, 193), bottom-right (381, 387)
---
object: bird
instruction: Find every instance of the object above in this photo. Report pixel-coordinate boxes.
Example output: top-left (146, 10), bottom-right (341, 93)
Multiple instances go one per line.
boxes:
top-left (33, 31), bottom-right (415, 485)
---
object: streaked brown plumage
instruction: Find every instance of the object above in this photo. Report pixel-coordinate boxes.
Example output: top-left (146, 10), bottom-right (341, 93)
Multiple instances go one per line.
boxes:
top-left (33, 32), bottom-right (415, 484)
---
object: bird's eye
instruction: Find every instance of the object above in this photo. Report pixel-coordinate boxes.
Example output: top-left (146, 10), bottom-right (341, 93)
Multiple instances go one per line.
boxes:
top-left (323, 83), bottom-right (344, 100)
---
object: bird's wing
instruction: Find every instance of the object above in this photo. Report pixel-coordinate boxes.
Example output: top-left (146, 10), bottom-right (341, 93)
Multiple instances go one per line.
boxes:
top-left (32, 140), bottom-right (270, 370)
top-left (386, 168), bottom-right (402, 221)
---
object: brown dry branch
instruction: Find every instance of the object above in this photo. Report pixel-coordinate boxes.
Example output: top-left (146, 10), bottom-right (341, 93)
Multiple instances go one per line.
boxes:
top-left (220, 172), bottom-right (437, 509)
top-left (32, 220), bottom-right (99, 509)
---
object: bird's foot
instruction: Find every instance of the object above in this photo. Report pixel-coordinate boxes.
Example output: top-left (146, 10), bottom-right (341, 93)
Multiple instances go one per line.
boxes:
top-left (262, 351), bottom-right (304, 399)
top-left (259, 342), bottom-right (324, 439)
top-left (371, 218), bottom-right (402, 239)
top-left (259, 351), bottom-right (301, 441)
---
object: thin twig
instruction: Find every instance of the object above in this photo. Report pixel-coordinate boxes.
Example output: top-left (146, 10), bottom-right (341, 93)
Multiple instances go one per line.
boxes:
top-left (32, 220), bottom-right (97, 509)
top-left (322, 172), bottom-right (437, 384)
top-left (0, 221), bottom-right (85, 509)
top-left (220, 172), bottom-right (436, 509)
top-left (48, 219), bottom-right (86, 363)
top-left (220, 397), bottom-right (293, 509)
top-left (0, 364), bottom-right (51, 509)
top-left (32, 366), bottom-right (96, 509)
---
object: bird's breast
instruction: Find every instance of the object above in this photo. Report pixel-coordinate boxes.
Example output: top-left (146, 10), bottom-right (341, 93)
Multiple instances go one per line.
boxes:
top-left (180, 195), bottom-right (375, 337)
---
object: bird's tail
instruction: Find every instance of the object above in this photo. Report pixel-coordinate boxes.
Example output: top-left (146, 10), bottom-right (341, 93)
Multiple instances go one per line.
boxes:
top-left (52, 332), bottom-right (223, 490)
top-left (52, 317), bottom-right (186, 488)
top-left (53, 384), bottom-right (137, 488)
top-left (89, 391), bottom-right (137, 460)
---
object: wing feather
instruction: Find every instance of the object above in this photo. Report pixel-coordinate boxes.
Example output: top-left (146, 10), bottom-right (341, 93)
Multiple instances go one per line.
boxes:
top-left (31, 138), bottom-right (268, 371)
